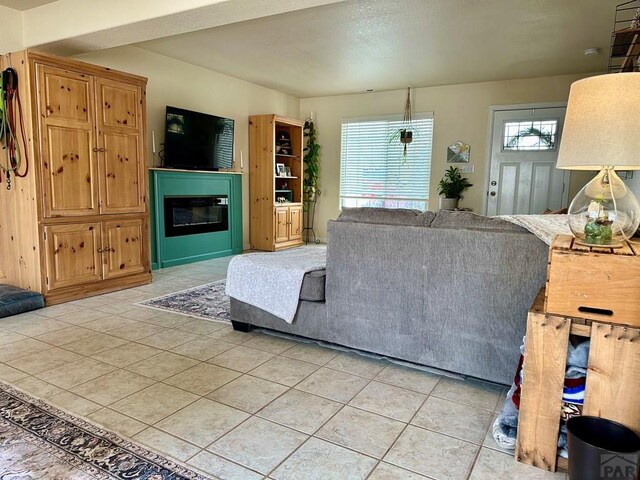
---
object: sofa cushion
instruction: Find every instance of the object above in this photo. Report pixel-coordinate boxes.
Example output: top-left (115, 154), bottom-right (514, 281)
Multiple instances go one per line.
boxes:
top-left (0, 284), bottom-right (44, 318)
top-left (337, 207), bottom-right (435, 227)
top-left (431, 210), bottom-right (527, 232)
top-left (300, 269), bottom-right (326, 302)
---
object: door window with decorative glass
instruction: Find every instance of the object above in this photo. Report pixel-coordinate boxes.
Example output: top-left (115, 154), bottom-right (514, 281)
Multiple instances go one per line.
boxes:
top-left (502, 119), bottom-right (558, 151)
top-left (340, 114), bottom-right (433, 210)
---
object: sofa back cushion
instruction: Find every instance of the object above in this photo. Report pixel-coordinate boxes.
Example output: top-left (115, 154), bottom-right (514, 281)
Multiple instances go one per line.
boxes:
top-left (325, 219), bottom-right (548, 384)
top-left (431, 210), bottom-right (526, 232)
top-left (336, 207), bottom-right (435, 227)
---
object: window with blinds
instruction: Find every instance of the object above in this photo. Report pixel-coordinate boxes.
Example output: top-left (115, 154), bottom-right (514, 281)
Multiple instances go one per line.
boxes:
top-left (340, 114), bottom-right (433, 210)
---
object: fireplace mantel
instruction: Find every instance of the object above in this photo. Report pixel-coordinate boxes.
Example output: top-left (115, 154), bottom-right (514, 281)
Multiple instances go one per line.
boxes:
top-left (149, 169), bottom-right (243, 269)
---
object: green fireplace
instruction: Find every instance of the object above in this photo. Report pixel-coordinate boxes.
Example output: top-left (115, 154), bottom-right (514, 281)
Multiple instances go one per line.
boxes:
top-left (150, 169), bottom-right (243, 269)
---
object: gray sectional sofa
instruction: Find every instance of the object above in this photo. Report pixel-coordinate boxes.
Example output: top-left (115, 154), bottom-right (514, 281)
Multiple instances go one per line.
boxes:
top-left (230, 208), bottom-right (549, 385)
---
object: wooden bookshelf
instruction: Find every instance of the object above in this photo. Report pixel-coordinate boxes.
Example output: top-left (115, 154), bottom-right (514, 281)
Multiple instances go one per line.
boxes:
top-left (249, 114), bottom-right (304, 251)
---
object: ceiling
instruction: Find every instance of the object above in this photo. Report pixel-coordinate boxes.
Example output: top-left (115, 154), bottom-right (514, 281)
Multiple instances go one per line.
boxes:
top-left (136, 0), bottom-right (618, 97)
top-left (0, 0), bottom-right (57, 10)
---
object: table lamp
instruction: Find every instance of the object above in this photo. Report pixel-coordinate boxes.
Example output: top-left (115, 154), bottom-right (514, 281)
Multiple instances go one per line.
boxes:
top-left (556, 73), bottom-right (640, 246)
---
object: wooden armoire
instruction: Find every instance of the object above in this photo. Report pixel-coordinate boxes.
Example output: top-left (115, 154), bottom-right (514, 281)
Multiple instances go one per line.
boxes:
top-left (0, 51), bottom-right (151, 305)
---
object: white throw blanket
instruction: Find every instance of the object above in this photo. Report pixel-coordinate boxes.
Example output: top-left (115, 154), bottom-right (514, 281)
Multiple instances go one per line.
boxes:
top-left (225, 246), bottom-right (327, 323)
top-left (496, 214), bottom-right (572, 246)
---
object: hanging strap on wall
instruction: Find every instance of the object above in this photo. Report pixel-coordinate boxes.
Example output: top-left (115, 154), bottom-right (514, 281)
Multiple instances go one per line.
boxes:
top-left (0, 64), bottom-right (29, 190)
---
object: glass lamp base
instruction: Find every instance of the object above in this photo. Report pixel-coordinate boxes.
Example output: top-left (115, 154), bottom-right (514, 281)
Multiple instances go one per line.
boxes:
top-left (567, 167), bottom-right (640, 246)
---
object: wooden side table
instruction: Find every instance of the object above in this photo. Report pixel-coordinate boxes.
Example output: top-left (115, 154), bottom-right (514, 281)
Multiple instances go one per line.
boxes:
top-left (515, 289), bottom-right (640, 472)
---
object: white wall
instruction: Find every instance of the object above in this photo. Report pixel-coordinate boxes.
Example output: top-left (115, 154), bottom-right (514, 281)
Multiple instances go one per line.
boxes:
top-left (0, 6), bottom-right (23, 54)
top-left (72, 45), bottom-right (604, 247)
top-left (300, 72), bottom-right (600, 241)
top-left (75, 46), bottom-right (300, 250)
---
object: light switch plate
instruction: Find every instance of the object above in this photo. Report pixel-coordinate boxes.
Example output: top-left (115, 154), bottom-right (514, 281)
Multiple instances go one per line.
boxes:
top-left (458, 164), bottom-right (475, 174)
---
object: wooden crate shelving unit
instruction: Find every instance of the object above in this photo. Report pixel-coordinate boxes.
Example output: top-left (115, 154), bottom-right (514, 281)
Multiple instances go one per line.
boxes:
top-left (516, 236), bottom-right (640, 472)
top-left (545, 235), bottom-right (640, 325)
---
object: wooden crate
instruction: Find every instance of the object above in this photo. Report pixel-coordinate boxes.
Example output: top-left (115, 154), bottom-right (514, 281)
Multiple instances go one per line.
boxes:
top-left (545, 235), bottom-right (640, 328)
top-left (516, 288), bottom-right (640, 472)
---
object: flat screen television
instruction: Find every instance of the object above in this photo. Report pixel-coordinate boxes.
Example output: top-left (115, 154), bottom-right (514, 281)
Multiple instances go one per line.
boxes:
top-left (163, 106), bottom-right (234, 171)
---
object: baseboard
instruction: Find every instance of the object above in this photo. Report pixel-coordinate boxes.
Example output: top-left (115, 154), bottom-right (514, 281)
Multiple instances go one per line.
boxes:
top-left (44, 272), bottom-right (152, 306)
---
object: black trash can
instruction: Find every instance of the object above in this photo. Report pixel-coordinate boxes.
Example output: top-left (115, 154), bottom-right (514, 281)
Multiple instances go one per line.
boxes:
top-left (567, 416), bottom-right (640, 480)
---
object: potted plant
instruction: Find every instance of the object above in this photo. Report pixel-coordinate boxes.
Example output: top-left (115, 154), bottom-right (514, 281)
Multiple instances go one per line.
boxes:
top-left (303, 118), bottom-right (320, 204)
top-left (388, 87), bottom-right (416, 160)
top-left (400, 129), bottom-right (413, 144)
top-left (437, 166), bottom-right (473, 210)
top-left (303, 118), bottom-right (321, 243)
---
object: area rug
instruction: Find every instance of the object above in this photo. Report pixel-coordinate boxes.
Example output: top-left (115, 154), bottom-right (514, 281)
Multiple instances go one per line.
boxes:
top-left (0, 381), bottom-right (210, 479)
top-left (137, 279), bottom-right (231, 323)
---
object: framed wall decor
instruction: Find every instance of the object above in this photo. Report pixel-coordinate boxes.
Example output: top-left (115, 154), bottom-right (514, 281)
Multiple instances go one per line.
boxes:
top-left (276, 163), bottom-right (286, 176)
top-left (447, 141), bottom-right (470, 163)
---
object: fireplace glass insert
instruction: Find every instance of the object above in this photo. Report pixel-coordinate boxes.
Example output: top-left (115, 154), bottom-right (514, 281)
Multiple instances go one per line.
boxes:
top-left (164, 195), bottom-right (229, 237)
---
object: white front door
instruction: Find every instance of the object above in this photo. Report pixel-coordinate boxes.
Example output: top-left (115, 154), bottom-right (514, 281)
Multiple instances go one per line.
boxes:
top-left (486, 107), bottom-right (569, 216)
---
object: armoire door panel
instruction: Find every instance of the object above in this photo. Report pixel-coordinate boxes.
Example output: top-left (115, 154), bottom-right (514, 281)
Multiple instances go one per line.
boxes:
top-left (100, 132), bottom-right (145, 213)
top-left (102, 219), bottom-right (146, 279)
top-left (42, 126), bottom-right (98, 216)
top-left (38, 65), bottom-right (93, 124)
top-left (97, 80), bottom-right (140, 130)
top-left (44, 223), bottom-right (101, 291)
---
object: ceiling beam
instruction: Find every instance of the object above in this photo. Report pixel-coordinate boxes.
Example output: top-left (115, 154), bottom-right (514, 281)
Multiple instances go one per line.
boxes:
top-left (22, 0), bottom-right (346, 55)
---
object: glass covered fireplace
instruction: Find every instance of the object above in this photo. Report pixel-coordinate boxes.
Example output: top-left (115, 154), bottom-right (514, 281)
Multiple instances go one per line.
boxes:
top-left (164, 195), bottom-right (229, 237)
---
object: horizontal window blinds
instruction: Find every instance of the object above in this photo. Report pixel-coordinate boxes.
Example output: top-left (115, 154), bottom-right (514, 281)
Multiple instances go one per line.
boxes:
top-left (340, 115), bottom-right (433, 209)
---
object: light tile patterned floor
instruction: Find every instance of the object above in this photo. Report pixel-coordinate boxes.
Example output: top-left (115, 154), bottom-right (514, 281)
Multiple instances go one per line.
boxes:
top-left (0, 255), bottom-right (566, 480)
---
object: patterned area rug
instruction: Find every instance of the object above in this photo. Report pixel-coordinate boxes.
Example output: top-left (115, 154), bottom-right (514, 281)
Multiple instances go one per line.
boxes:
top-left (0, 382), bottom-right (210, 479)
top-left (137, 280), bottom-right (230, 323)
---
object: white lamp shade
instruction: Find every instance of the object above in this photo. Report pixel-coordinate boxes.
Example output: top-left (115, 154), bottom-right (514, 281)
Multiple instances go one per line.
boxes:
top-left (556, 73), bottom-right (640, 171)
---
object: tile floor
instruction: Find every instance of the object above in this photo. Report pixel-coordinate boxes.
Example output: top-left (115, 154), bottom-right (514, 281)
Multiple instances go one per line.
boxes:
top-left (0, 255), bottom-right (566, 480)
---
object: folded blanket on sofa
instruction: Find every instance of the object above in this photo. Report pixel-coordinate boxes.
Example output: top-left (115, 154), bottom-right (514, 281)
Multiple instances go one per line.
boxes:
top-left (496, 214), bottom-right (571, 245)
top-left (225, 246), bottom-right (326, 323)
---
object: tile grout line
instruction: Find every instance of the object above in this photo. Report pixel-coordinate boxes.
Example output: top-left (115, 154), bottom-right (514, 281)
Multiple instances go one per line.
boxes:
top-left (178, 339), bottom-right (377, 477)
top-left (462, 391), bottom-right (505, 480)
top-left (261, 358), bottom-right (376, 478)
top-left (366, 376), bottom-right (443, 480)
top-left (5, 333), bottom-right (501, 451)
